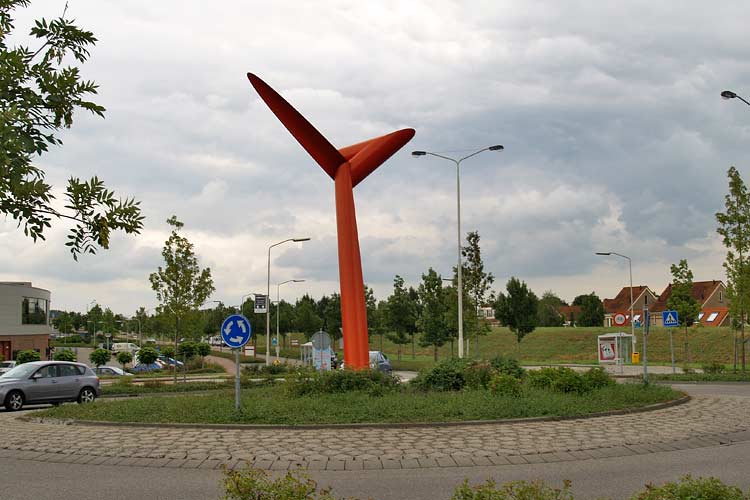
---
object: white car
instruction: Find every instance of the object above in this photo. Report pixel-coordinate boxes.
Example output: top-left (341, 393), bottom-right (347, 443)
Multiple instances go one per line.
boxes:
top-left (111, 342), bottom-right (140, 355)
top-left (94, 366), bottom-right (133, 377)
top-left (0, 361), bottom-right (16, 375)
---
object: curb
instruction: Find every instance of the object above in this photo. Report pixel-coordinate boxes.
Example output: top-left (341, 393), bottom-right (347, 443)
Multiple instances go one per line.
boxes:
top-left (30, 394), bottom-right (691, 431)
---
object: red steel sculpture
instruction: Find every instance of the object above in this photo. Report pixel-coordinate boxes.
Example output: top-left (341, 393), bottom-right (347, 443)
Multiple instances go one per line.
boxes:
top-left (247, 73), bottom-right (415, 369)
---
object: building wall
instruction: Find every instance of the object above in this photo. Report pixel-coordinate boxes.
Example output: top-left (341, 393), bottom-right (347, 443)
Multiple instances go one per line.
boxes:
top-left (0, 282), bottom-right (51, 360)
top-left (703, 284), bottom-right (727, 309)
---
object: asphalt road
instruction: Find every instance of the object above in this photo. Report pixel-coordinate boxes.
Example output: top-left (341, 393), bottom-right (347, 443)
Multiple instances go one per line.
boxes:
top-left (1, 383), bottom-right (749, 500)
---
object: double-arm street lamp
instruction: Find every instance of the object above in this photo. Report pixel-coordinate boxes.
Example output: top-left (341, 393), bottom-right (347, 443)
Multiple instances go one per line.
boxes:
top-left (267, 238), bottom-right (310, 365)
top-left (412, 145), bottom-right (504, 358)
top-left (276, 279), bottom-right (305, 361)
top-left (721, 90), bottom-right (750, 107)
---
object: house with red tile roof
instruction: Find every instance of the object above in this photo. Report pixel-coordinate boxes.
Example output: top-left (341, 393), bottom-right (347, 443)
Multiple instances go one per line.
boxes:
top-left (602, 286), bottom-right (658, 327)
top-left (558, 305), bottom-right (581, 327)
top-left (650, 280), bottom-right (729, 327)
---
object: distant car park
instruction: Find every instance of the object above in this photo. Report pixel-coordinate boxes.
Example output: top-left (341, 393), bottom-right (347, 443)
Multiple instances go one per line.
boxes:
top-left (94, 366), bottom-right (132, 377)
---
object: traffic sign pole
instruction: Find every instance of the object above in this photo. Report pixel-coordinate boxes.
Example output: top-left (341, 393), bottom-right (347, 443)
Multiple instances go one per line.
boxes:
top-left (670, 330), bottom-right (675, 374)
top-left (235, 348), bottom-right (240, 410)
top-left (220, 314), bottom-right (252, 411)
top-left (662, 311), bottom-right (679, 375)
top-left (643, 306), bottom-right (649, 384)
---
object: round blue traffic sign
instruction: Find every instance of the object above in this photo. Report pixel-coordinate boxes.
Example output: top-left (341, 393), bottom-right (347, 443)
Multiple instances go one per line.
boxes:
top-left (221, 314), bottom-right (252, 348)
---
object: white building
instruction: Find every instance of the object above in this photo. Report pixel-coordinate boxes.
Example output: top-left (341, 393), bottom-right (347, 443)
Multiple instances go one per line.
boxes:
top-left (0, 282), bottom-right (52, 361)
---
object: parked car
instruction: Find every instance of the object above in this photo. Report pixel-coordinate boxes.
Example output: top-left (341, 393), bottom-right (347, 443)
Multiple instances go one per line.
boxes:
top-left (157, 355), bottom-right (184, 368)
top-left (369, 351), bottom-right (392, 375)
top-left (0, 361), bottom-right (100, 411)
top-left (0, 361), bottom-right (17, 375)
top-left (94, 366), bottom-right (132, 377)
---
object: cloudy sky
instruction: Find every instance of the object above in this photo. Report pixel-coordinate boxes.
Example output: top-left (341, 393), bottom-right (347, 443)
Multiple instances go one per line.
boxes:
top-left (2, 1), bottom-right (750, 315)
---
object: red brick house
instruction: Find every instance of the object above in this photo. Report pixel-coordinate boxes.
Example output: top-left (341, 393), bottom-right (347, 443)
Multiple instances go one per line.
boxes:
top-left (602, 286), bottom-right (658, 327)
top-left (649, 280), bottom-right (729, 327)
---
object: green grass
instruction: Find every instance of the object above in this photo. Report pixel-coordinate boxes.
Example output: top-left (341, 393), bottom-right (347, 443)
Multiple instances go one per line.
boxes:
top-left (102, 381), bottom-right (231, 395)
top-left (368, 326), bottom-right (741, 369)
top-left (39, 384), bottom-right (678, 425)
top-left (650, 372), bottom-right (750, 382)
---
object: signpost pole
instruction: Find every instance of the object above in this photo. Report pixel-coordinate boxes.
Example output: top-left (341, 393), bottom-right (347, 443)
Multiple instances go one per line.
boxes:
top-left (643, 305), bottom-right (649, 384)
top-left (235, 348), bottom-right (240, 410)
top-left (670, 330), bottom-right (675, 374)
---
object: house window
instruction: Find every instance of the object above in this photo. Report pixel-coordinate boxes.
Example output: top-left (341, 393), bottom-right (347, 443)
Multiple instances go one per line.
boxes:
top-left (706, 312), bottom-right (719, 323)
top-left (644, 295), bottom-right (648, 305)
top-left (22, 297), bottom-right (48, 325)
top-left (697, 312), bottom-right (704, 321)
top-left (720, 291), bottom-right (723, 303)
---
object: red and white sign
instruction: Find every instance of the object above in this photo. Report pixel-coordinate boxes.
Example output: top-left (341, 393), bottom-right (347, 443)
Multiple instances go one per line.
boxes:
top-left (598, 338), bottom-right (617, 362)
top-left (613, 312), bottom-right (627, 326)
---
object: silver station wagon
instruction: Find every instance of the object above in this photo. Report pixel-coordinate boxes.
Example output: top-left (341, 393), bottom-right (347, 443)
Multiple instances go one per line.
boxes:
top-left (0, 361), bottom-right (101, 411)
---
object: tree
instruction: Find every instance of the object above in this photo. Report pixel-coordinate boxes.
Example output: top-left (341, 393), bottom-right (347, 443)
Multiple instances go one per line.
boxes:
top-left (537, 291), bottom-right (566, 327)
top-left (418, 268), bottom-right (449, 361)
top-left (666, 260), bottom-right (702, 365)
top-left (149, 216), bottom-right (214, 382)
top-left (385, 275), bottom-right (417, 360)
top-left (116, 351), bottom-right (133, 368)
top-left (364, 285), bottom-right (385, 350)
top-left (0, 1), bottom-right (143, 259)
top-left (294, 294), bottom-right (323, 338)
top-left (574, 293), bottom-right (605, 327)
top-left (461, 230), bottom-right (495, 326)
top-left (320, 293), bottom-right (342, 340)
top-left (161, 345), bottom-right (175, 360)
top-left (716, 166), bottom-right (750, 372)
top-left (137, 346), bottom-right (158, 367)
top-left (495, 277), bottom-right (538, 347)
top-left (196, 342), bottom-right (211, 367)
top-left (89, 348), bottom-right (109, 367)
top-left (53, 349), bottom-right (76, 362)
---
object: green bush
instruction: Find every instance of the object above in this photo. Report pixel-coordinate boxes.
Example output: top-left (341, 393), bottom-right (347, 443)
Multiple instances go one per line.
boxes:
top-left (701, 362), bottom-right (725, 374)
top-left (412, 358), bottom-right (468, 391)
top-left (488, 373), bottom-right (522, 397)
top-left (177, 341), bottom-right (198, 360)
top-left (452, 479), bottom-right (573, 500)
top-left (89, 348), bottom-right (110, 367)
top-left (16, 349), bottom-right (40, 364)
top-left (464, 361), bottom-right (494, 389)
top-left (52, 349), bottom-right (76, 362)
top-left (490, 356), bottom-right (525, 379)
top-left (550, 368), bottom-right (587, 394)
top-left (196, 342), bottom-right (211, 359)
top-left (526, 367), bottom-right (560, 390)
top-left (582, 367), bottom-right (615, 389)
top-left (285, 369), bottom-right (400, 396)
top-left (223, 467), bottom-right (335, 500)
top-left (632, 475), bottom-right (749, 500)
top-left (137, 346), bottom-right (159, 365)
top-left (116, 351), bottom-right (133, 367)
top-left (161, 346), bottom-right (176, 359)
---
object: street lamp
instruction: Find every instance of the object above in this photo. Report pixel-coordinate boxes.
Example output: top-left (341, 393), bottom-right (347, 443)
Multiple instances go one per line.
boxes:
top-left (412, 145), bottom-right (504, 358)
top-left (276, 279), bottom-right (305, 361)
top-left (721, 90), bottom-right (750, 107)
top-left (267, 238), bottom-right (310, 365)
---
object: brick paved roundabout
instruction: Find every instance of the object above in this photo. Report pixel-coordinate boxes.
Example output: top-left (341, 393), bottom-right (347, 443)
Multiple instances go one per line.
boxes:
top-left (2, 389), bottom-right (750, 472)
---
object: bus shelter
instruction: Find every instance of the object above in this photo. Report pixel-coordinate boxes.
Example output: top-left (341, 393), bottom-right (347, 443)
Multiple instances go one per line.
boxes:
top-left (597, 332), bottom-right (636, 369)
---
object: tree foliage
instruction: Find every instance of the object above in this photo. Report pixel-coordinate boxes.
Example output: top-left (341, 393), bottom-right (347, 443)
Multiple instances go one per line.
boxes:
top-left (149, 216), bottom-right (214, 339)
top-left (537, 291), bottom-right (565, 327)
top-left (666, 260), bottom-right (701, 328)
top-left (88, 348), bottom-right (109, 367)
top-left (716, 166), bottom-right (750, 326)
top-left (418, 268), bottom-right (448, 361)
top-left (495, 277), bottom-right (538, 344)
top-left (0, 0), bottom-right (143, 259)
top-left (461, 231), bottom-right (495, 308)
top-left (116, 351), bottom-right (133, 367)
top-left (574, 293), bottom-right (605, 327)
top-left (385, 275), bottom-right (417, 360)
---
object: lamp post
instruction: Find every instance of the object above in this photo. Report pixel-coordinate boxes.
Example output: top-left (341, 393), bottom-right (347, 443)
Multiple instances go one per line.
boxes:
top-left (412, 145), bottom-right (504, 358)
top-left (721, 90), bottom-right (750, 107)
top-left (276, 279), bottom-right (305, 361)
top-left (267, 238), bottom-right (310, 365)
top-left (596, 252), bottom-right (645, 380)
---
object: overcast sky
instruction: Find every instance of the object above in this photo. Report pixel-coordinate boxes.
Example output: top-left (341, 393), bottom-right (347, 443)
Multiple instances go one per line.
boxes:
top-left (2, 1), bottom-right (750, 315)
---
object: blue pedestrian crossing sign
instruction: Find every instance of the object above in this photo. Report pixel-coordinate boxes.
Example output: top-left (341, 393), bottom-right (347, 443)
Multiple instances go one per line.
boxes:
top-left (221, 314), bottom-right (252, 348)
top-left (662, 310), bottom-right (679, 327)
